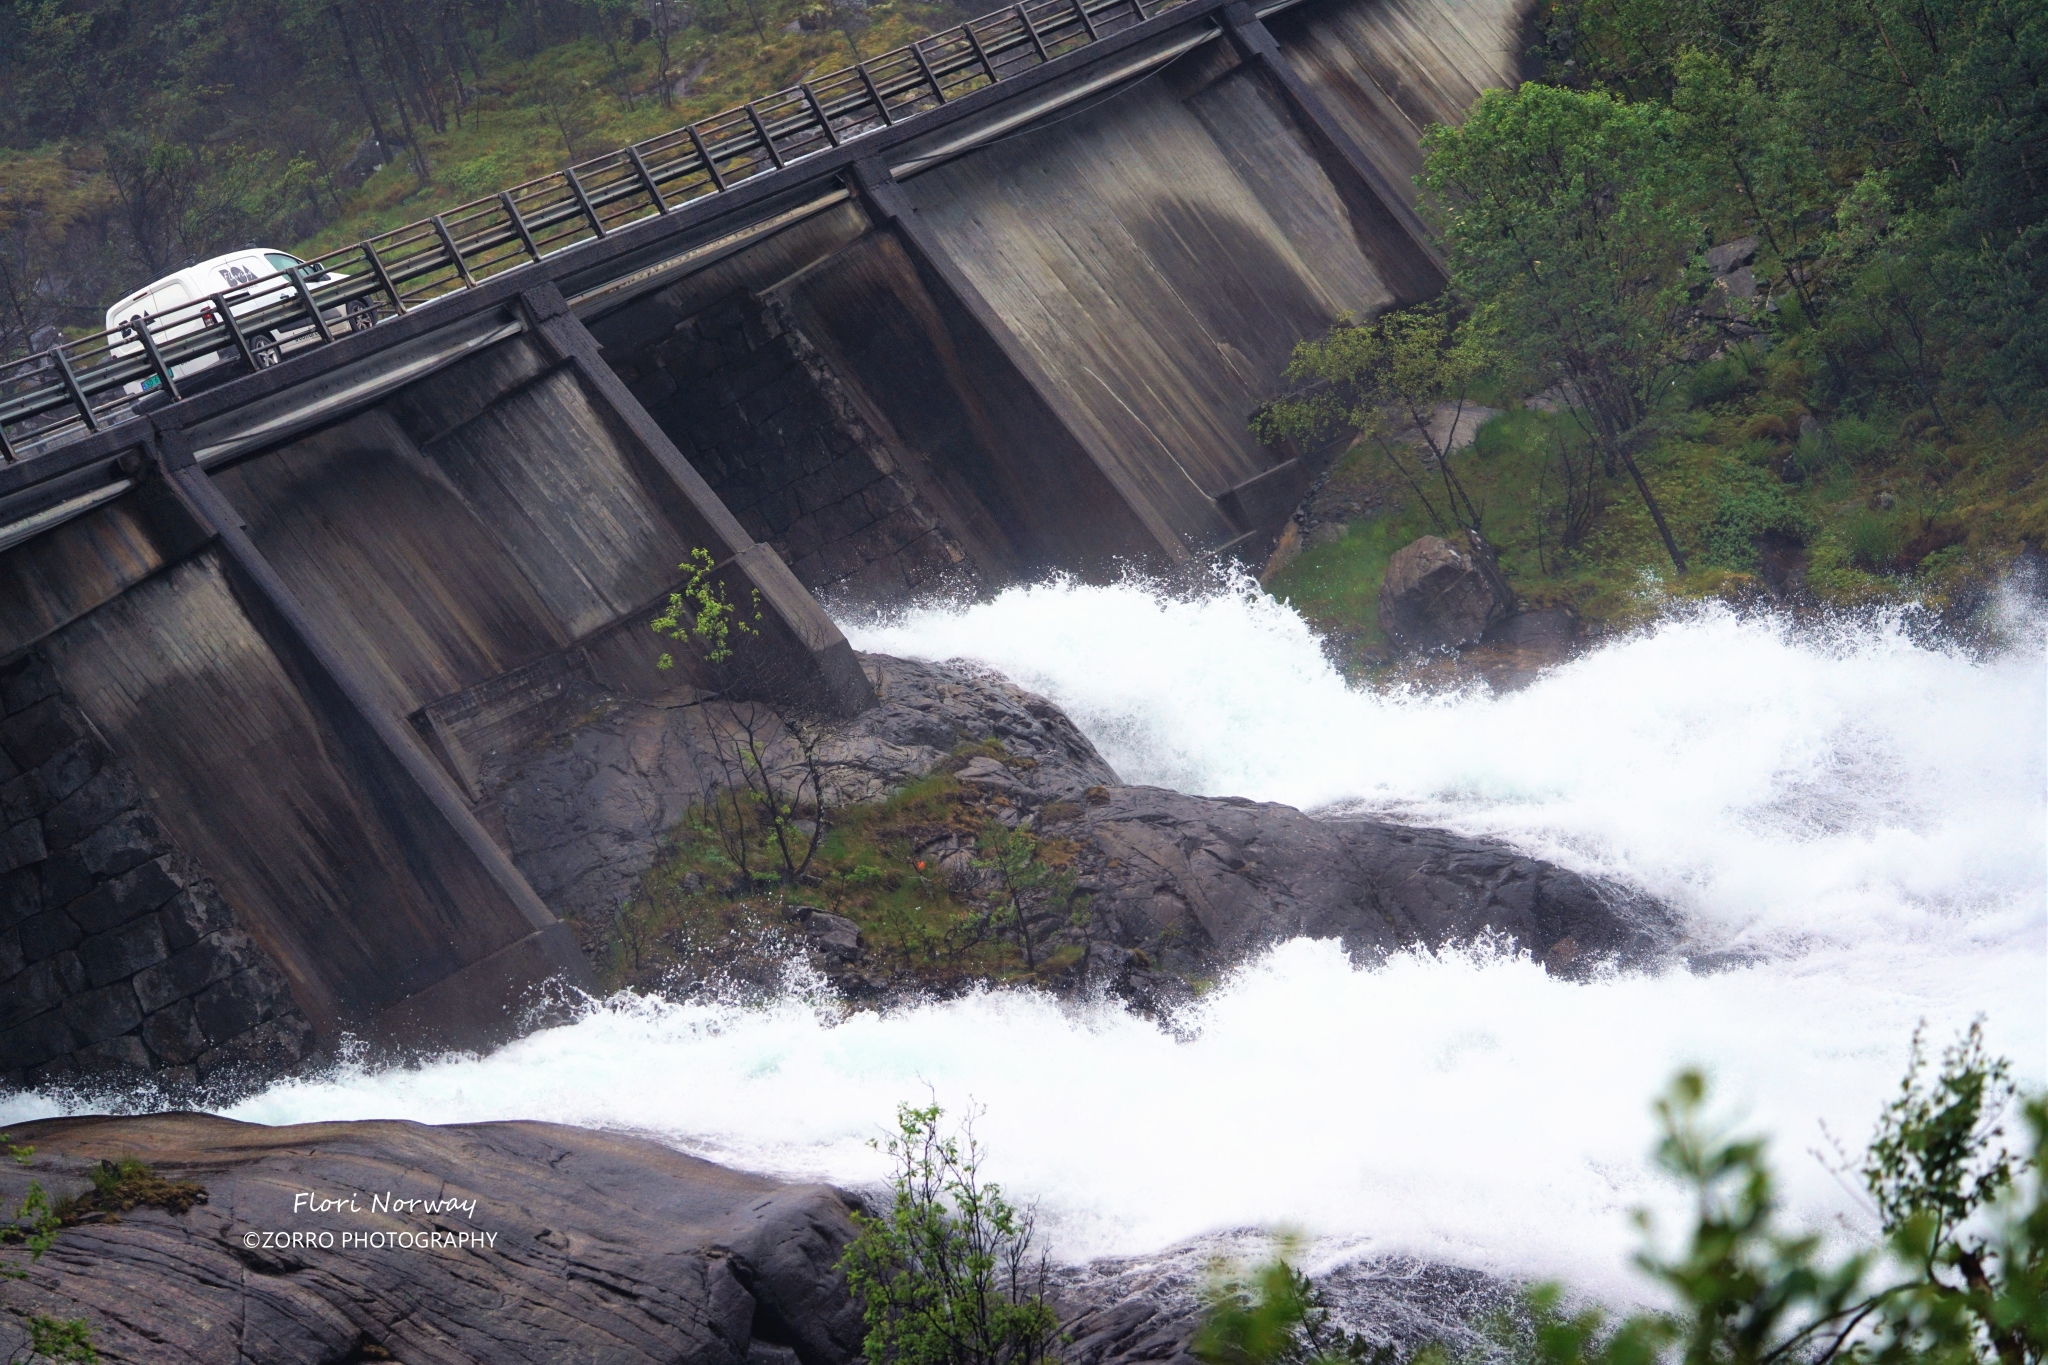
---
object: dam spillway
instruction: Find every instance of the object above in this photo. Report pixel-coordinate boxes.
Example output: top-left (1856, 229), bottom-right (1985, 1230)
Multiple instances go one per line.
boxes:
top-left (0, 0), bottom-right (1531, 1084)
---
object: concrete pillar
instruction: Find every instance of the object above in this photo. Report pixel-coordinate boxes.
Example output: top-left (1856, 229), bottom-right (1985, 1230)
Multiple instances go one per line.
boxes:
top-left (1219, 0), bottom-right (1447, 303)
top-left (144, 432), bottom-right (595, 1044)
top-left (516, 283), bottom-right (875, 718)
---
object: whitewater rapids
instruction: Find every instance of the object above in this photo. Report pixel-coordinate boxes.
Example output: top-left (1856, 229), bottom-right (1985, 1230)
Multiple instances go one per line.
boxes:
top-left (5, 577), bottom-right (2042, 1304)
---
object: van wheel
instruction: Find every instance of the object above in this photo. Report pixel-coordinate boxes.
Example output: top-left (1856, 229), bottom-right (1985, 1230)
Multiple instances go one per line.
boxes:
top-left (249, 333), bottom-right (281, 369)
top-left (345, 298), bottom-right (377, 333)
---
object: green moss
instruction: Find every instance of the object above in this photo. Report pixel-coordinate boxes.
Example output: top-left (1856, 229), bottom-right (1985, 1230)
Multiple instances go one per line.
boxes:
top-left (54, 1159), bottom-right (206, 1225)
top-left (601, 742), bottom-right (1086, 994)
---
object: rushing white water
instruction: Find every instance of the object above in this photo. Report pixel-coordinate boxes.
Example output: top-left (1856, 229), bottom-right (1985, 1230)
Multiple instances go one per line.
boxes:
top-left (4, 577), bottom-right (2042, 1304)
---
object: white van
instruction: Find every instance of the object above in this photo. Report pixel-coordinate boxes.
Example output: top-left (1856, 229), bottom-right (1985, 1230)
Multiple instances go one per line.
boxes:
top-left (104, 249), bottom-right (370, 396)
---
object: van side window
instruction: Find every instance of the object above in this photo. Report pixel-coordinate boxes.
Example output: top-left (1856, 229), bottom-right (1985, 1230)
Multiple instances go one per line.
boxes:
top-left (265, 253), bottom-right (303, 277)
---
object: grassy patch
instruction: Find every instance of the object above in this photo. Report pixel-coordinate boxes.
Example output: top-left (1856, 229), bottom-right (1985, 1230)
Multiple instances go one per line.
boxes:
top-left (53, 1159), bottom-right (206, 1225)
top-left (599, 742), bottom-right (1088, 995)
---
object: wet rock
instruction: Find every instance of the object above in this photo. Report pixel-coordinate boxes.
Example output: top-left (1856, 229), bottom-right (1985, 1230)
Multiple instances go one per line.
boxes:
top-left (788, 905), bottom-right (864, 962)
top-left (1377, 536), bottom-right (1509, 652)
top-left (1052, 1239), bottom-right (1528, 1365)
top-left (1388, 607), bottom-right (1582, 694)
top-left (1070, 785), bottom-right (1672, 996)
top-left (481, 655), bottom-right (1673, 1005)
top-left (816, 655), bottom-right (1119, 805)
top-left (1705, 236), bottom-right (1759, 275)
top-left (482, 656), bottom-right (1118, 925)
top-left (0, 1113), bottom-right (866, 1365)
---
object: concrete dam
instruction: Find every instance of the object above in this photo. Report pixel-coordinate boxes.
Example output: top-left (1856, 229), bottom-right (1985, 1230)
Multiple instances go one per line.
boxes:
top-left (0, 0), bottom-right (1528, 1087)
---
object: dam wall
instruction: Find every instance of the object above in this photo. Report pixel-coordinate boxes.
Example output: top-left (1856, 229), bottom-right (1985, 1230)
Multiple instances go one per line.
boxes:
top-left (593, 0), bottom-right (1529, 591)
top-left (0, 0), bottom-right (1529, 1086)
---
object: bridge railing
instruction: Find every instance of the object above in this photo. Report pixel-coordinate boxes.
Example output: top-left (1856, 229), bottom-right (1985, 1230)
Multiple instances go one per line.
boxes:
top-left (0, 0), bottom-right (1186, 465)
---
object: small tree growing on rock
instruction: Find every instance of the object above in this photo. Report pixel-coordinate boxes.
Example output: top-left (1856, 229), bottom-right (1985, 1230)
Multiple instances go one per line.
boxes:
top-left (970, 822), bottom-right (1083, 973)
top-left (842, 1102), bottom-right (1059, 1365)
top-left (653, 547), bottom-right (827, 888)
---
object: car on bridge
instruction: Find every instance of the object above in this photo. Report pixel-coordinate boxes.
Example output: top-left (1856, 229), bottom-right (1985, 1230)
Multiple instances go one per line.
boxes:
top-left (104, 249), bottom-right (374, 397)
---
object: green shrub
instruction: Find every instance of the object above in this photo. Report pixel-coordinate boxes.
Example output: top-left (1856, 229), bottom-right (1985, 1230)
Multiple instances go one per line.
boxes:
top-left (2, 1133), bottom-right (98, 1364)
top-left (1829, 415), bottom-right (1890, 467)
top-left (1197, 1023), bottom-right (2047, 1365)
top-left (1194, 1245), bottom-right (1381, 1365)
top-left (841, 1102), bottom-right (1059, 1365)
top-left (1703, 470), bottom-right (1814, 570)
top-left (1688, 345), bottom-right (1766, 407)
top-left (1845, 508), bottom-right (1907, 571)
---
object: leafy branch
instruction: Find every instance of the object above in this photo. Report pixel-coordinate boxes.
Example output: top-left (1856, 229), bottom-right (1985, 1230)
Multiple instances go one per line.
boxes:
top-left (651, 546), bottom-right (762, 669)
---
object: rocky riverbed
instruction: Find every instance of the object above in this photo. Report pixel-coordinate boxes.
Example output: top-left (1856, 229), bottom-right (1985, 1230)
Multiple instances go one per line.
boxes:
top-left (482, 653), bottom-right (1678, 1008)
top-left (0, 654), bottom-right (1683, 1361)
top-left (0, 1113), bottom-right (1528, 1365)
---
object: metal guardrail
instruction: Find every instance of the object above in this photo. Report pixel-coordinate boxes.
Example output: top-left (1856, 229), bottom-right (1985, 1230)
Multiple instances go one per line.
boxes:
top-left (0, 0), bottom-right (1187, 463)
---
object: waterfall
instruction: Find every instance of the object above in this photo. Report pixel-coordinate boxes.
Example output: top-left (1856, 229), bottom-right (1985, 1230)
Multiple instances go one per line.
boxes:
top-left (6, 576), bottom-right (2041, 1306)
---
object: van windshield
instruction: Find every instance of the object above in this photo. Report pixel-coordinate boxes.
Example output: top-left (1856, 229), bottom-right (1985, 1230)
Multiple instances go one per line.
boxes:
top-left (266, 252), bottom-right (326, 280)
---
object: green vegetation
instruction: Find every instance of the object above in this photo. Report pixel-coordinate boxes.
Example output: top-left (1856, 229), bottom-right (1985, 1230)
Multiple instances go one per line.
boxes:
top-left (1195, 1023), bottom-right (2046, 1365)
top-left (53, 1158), bottom-right (206, 1225)
top-left (652, 548), bottom-right (762, 668)
top-left (0, 0), bottom-right (976, 357)
top-left (1264, 0), bottom-right (2048, 652)
top-left (599, 740), bottom-right (1092, 992)
top-left (1, 1133), bottom-right (96, 1364)
top-left (841, 1101), bottom-right (1059, 1365)
top-left (1196, 1245), bottom-right (1383, 1365)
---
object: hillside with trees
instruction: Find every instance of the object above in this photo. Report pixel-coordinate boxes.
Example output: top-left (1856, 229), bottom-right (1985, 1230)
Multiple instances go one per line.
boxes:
top-left (0, 0), bottom-right (972, 360)
top-left (1258, 0), bottom-right (2045, 644)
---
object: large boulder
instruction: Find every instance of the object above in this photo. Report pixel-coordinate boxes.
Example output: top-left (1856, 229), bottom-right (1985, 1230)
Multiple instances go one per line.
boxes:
top-left (0, 1114), bottom-right (865, 1365)
top-left (480, 654), bottom-right (1675, 1007)
top-left (1063, 785), bottom-right (1674, 1006)
top-left (1377, 535), bottom-right (1508, 652)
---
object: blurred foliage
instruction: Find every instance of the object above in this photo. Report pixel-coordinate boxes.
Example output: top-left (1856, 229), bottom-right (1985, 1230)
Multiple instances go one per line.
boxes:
top-left (1196, 1023), bottom-right (2046, 1365)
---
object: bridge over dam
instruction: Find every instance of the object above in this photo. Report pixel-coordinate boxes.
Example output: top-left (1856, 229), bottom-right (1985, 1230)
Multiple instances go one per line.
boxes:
top-left (0, 0), bottom-right (1528, 1086)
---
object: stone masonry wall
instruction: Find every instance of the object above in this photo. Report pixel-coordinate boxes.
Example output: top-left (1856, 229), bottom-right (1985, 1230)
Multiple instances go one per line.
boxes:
top-left (613, 291), bottom-right (979, 604)
top-left (0, 651), bottom-right (313, 1092)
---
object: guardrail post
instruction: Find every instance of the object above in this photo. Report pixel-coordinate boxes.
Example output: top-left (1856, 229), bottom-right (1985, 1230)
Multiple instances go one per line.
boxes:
top-left (627, 146), bottom-right (670, 212)
top-left (911, 41), bottom-right (948, 101)
top-left (798, 84), bottom-right (840, 146)
top-left (501, 191), bottom-right (544, 261)
top-left (286, 266), bottom-right (337, 344)
top-left (564, 167), bottom-right (609, 237)
top-left (1217, 1), bottom-right (1445, 299)
top-left (856, 65), bottom-right (897, 124)
top-left (431, 215), bottom-right (478, 288)
top-left (1016, 3), bottom-right (1050, 60)
top-left (362, 242), bottom-right (409, 315)
top-left (136, 324), bottom-right (182, 402)
top-left (742, 106), bottom-right (785, 170)
top-left (50, 347), bottom-right (99, 433)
